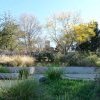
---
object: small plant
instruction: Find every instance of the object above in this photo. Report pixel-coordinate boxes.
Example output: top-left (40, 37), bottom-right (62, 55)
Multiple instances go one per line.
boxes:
top-left (0, 67), bottom-right (10, 73)
top-left (96, 58), bottom-right (100, 67)
top-left (18, 69), bottom-right (29, 79)
top-left (45, 68), bottom-right (63, 80)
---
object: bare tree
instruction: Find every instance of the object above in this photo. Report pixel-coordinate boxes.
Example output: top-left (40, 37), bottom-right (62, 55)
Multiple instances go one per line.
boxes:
top-left (19, 14), bottom-right (41, 53)
top-left (46, 12), bottom-right (81, 54)
top-left (35, 36), bottom-right (47, 51)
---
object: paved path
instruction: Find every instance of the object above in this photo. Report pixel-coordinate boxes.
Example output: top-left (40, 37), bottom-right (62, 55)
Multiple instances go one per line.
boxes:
top-left (7, 66), bottom-right (99, 74)
top-left (33, 73), bottom-right (100, 81)
top-left (1, 67), bottom-right (100, 80)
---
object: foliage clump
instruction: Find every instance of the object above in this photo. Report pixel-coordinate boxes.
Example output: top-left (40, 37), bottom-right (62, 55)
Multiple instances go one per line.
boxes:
top-left (45, 68), bottom-right (63, 80)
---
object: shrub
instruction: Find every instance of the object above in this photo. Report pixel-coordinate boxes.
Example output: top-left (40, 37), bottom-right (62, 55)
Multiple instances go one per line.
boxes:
top-left (0, 80), bottom-right (39, 100)
top-left (54, 52), bottom-right (64, 64)
top-left (60, 52), bottom-right (98, 66)
top-left (60, 52), bottom-right (76, 63)
top-left (96, 58), bottom-right (100, 67)
top-left (93, 85), bottom-right (100, 100)
top-left (47, 63), bottom-right (61, 67)
top-left (0, 55), bottom-right (12, 66)
top-left (18, 69), bottom-right (29, 79)
top-left (0, 67), bottom-right (10, 73)
top-left (0, 79), bottom-right (52, 100)
top-left (92, 74), bottom-right (100, 100)
top-left (79, 58), bottom-right (93, 66)
top-left (65, 52), bottom-right (85, 66)
top-left (0, 79), bottom-right (98, 100)
top-left (0, 55), bottom-right (35, 67)
top-left (37, 52), bottom-right (54, 62)
top-left (45, 79), bottom-right (94, 100)
top-left (10, 55), bottom-right (35, 67)
top-left (45, 68), bottom-right (63, 80)
top-left (79, 54), bottom-right (98, 66)
top-left (96, 61), bottom-right (100, 67)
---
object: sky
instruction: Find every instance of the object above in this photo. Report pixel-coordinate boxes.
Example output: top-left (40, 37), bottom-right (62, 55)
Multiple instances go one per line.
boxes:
top-left (0, 0), bottom-right (100, 24)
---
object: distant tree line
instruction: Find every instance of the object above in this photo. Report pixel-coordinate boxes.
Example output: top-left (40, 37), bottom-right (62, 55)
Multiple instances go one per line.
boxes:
top-left (46, 12), bottom-right (100, 53)
top-left (0, 12), bottom-right (44, 54)
top-left (0, 12), bottom-right (100, 55)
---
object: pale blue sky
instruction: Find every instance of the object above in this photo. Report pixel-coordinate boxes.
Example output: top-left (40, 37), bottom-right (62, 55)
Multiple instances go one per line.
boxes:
top-left (0, 0), bottom-right (100, 24)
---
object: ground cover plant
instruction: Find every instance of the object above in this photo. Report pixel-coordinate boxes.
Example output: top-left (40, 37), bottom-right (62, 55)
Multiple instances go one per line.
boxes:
top-left (0, 79), bottom-right (99, 100)
top-left (0, 65), bottom-right (99, 100)
top-left (18, 68), bottom-right (29, 79)
top-left (0, 79), bottom-right (40, 100)
top-left (0, 67), bottom-right (11, 73)
top-left (45, 68), bottom-right (63, 80)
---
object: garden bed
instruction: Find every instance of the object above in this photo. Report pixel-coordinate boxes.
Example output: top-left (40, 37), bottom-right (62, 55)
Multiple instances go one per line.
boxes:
top-left (0, 79), bottom-right (98, 100)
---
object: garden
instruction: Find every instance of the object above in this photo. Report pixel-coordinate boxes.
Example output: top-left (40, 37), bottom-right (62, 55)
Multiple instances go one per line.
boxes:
top-left (0, 69), bottom-right (99, 100)
top-left (0, 9), bottom-right (100, 100)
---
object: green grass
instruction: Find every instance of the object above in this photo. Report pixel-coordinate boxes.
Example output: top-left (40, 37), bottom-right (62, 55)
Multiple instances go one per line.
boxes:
top-left (0, 80), bottom-right (38, 100)
top-left (0, 67), bottom-right (11, 73)
top-left (0, 80), bottom-right (21, 88)
top-left (0, 79), bottom-right (98, 100)
top-left (43, 79), bottom-right (95, 100)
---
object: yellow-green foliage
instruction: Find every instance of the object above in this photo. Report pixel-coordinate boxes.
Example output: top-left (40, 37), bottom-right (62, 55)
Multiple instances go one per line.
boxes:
top-left (74, 21), bottom-right (96, 43)
top-left (96, 58), bottom-right (100, 67)
top-left (0, 55), bottom-right (35, 67)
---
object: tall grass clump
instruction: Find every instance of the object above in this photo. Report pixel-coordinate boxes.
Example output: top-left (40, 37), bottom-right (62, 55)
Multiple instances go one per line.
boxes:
top-left (0, 80), bottom-right (40, 100)
top-left (18, 69), bottom-right (29, 79)
top-left (45, 68), bottom-right (63, 80)
top-left (10, 55), bottom-right (35, 67)
top-left (0, 55), bottom-right (12, 65)
top-left (0, 55), bottom-right (35, 67)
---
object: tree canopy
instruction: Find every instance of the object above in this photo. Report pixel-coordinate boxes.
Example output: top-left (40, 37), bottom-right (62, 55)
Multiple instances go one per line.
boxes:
top-left (0, 13), bottom-right (19, 51)
top-left (76, 21), bottom-right (100, 52)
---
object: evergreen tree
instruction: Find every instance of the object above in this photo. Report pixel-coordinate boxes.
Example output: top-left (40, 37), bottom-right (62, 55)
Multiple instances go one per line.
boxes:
top-left (0, 13), bottom-right (19, 51)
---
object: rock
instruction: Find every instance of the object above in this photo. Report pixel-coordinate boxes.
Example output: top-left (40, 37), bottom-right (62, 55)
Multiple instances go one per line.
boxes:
top-left (39, 76), bottom-right (48, 83)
